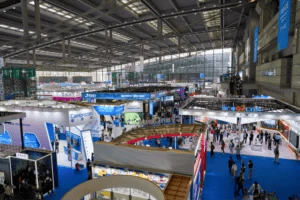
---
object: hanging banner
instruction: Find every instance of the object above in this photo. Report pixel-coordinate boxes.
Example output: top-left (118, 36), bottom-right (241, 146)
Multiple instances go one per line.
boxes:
top-left (253, 26), bottom-right (259, 62)
top-left (277, 0), bottom-right (292, 51)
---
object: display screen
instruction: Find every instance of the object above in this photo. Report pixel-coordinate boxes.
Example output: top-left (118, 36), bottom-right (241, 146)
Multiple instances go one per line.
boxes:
top-left (264, 120), bottom-right (276, 125)
top-left (289, 130), bottom-right (299, 148)
top-left (124, 113), bottom-right (143, 125)
top-left (164, 96), bottom-right (174, 101)
top-left (94, 166), bottom-right (170, 190)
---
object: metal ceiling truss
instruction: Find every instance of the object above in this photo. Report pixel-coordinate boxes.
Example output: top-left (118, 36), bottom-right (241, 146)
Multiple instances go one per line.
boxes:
top-left (0, 0), bottom-right (255, 71)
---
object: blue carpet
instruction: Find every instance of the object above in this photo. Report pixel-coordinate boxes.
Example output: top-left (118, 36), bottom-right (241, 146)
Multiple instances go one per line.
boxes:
top-left (202, 152), bottom-right (300, 200)
top-left (44, 166), bottom-right (88, 200)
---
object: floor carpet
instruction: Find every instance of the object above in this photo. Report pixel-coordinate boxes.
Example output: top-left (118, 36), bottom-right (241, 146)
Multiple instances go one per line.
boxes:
top-left (202, 152), bottom-right (300, 200)
top-left (44, 166), bottom-right (88, 200)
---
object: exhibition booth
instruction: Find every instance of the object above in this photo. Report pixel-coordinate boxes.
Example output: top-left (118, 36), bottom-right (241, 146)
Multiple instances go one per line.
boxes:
top-left (90, 124), bottom-right (207, 200)
top-left (0, 111), bottom-right (59, 197)
top-left (82, 87), bottom-right (182, 127)
top-left (0, 100), bottom-right (95, 167)
top-left (180, 97), bottom-right (300, 157)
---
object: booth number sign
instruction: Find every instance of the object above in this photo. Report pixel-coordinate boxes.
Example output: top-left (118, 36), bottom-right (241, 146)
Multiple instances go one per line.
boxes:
top-left (16, 153), bottom-right (29, 160)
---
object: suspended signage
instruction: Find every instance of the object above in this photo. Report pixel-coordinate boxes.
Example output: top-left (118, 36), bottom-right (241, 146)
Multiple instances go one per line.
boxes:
top-left (124, 101), bottom-right (143, 113)
top-left (222, 105), bottom-right (262, 112)
top-left (253, 26), bottom-right (259, 62)
top-left (200, 73), bottom-right (205, 79)
top-left (277, 0), bottom-right (292, 51)
top-left (82, 92), bottom-right (151, 100)
top-left (94, 105), bottom-right (124, 116)
top-left (149, 101), bottom-right (154, 115)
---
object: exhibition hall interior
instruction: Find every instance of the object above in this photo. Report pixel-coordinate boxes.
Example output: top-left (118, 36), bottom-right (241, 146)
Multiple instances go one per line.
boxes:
top-left (0, 0), bottom-right (300, 199)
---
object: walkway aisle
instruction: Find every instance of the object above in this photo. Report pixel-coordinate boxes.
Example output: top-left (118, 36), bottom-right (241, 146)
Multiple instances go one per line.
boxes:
top-left (202, 152), bottom-right (300, 200)
top-left (207, 131), bottom-right (296, 160)
top-left (44, 166), bottom-right (88, 200)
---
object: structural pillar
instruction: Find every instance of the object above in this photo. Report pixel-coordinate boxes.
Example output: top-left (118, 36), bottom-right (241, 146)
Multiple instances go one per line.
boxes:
top-left (34, 0), bottom-right (41, 41)
top-left (62, 37), bottom-right (66, 59)
top-left (68, 39), bottom-right (71, 60)
top-left (20, 118), bottom-right (24, 149)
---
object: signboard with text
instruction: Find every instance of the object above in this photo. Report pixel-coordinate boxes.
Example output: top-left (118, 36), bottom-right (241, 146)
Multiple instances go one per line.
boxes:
top-left (254, 27), bottom-right (259, 62)
top-left (16, 152), bottom-right (29, 160)
top-left (277, 0), bottom-right (292, 51)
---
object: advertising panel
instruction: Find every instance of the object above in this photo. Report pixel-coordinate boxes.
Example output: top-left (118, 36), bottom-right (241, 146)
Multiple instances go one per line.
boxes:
top-left (3, 115), bottom-right (53, 150)
top-left (124, 112), bottom-right (143, 125)
top-left (69, 109), bottom-right (94, 126)
top-left (124, 101), bottom-right (143, 113)
top-left (149, 101), bottom-right (154, 116)
top-left (254, 26), bottom-right (259, 62)
top-left (93, 105), bottom-right (124, 116)
top-left (82, 92), bottom-right (151, 100)
top-left (82, 130), bottom-right (94, 160)
top-left (277, 0), bottom-right (292, 51)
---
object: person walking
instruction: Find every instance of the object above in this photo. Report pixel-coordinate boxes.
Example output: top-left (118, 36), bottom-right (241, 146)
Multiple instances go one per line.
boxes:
top-left (219, 131), bottom-right (224, 145)
top-left (87, 159), bottom-right (92, 179)
top-left (229, 140), bottom-right (234, 154)
top-left (210, 142), bottom-right (215, 157)
top-left (259, 130), bottom-right (264, 143)
top-left (212, 129), bottom-right (217, 143)
top-left (228, 156), bottom-right (234, 174)
top-left (243, 131), bottom-right (248, 144)
top-left (248, 160), bottom-right (254, 180)
top-left (240, 162), bottom-right (245, 181)
top-left (236, 145), bottom-right (241, 160)
top-left (274, 145), bottom-right (280, 164)
top-left (275, 133), bottom-right (280, 146)
top-left (236, 173), bottom-right (244, 196)
top-left (3, 181), bottom-right (14, 200)
top-left (248, 182), bottom-right (263, 200)
top-left (249, 132), bottom-right (254, 145)
top-left (231, 162), bottom-right (237, 182)
top-left (264, 131), bottom-right (268, 144)
top-left (268, 134), bottom-right (272, 150)
top-left (216, 128), bottom-right (220, 142)
top-left (55, 139), bottom-right (59, 153)
top-left (221, 140), bottom-right (225, 154)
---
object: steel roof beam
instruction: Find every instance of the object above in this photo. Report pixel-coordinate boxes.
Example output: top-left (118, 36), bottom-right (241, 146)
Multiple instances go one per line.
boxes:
top-left (4, 1), bottom-right (253, 58)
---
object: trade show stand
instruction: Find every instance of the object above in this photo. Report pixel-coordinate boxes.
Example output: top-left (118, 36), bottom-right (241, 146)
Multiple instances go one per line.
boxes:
top-left (0, 148), bottom-right (59, 197)
top-left (0, 100), bottom-right (96, 167)
top-left (92, 124), bottom-right (207, 200)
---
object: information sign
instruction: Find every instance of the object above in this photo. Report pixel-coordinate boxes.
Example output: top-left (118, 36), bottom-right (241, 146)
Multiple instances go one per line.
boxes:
top-left (277, 0), bottom-right (292, 51)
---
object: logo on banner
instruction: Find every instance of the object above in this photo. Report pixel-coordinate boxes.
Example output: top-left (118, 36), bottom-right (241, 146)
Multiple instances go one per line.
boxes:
top-left (70, 112), bottom-right (93, 123)
top-left (222, 105), bottom-right (261, 112)
top-left (84, 94), bottom-right (96, 98)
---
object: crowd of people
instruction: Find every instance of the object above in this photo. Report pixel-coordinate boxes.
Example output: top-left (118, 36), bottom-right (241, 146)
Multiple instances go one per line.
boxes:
top-left (208, 122), bottom-right (282, 164)
top-left (208, 121), bottom-right (287, 199)
top-left (1, 165), bottom-right (53, 200)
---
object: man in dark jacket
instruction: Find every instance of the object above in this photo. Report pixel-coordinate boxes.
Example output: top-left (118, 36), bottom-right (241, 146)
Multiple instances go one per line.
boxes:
top-left (249, 132), bottom-right (254, 145)
top-left (264, 131), bottom-right (268, 144)
top-left (228, 156), bottom-right (234, 174)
